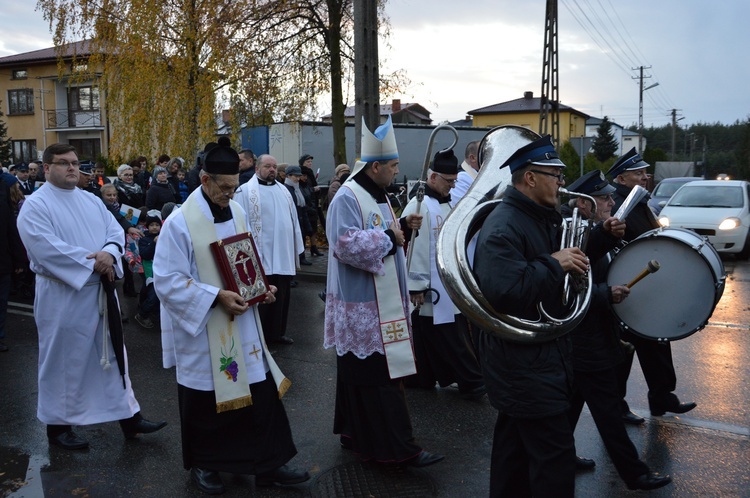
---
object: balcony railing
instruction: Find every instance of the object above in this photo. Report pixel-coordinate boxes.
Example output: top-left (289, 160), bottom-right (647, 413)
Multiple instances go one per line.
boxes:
top-left (46, 109), bottom-right (102, 129)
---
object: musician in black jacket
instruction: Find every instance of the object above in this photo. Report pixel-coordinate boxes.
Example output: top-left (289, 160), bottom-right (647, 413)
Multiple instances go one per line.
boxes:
top-left (607, 148), bottom-right (696, 423)
top-left (566, 170), bottom-right (672, 491)
top-left (474, 135), bottom-right (599, 498)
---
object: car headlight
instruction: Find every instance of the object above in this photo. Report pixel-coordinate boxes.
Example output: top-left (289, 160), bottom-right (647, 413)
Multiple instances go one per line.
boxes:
top-left (658, 216), bottom-right (670, 227)
top-left (718, 217), bottom-right (741, 230)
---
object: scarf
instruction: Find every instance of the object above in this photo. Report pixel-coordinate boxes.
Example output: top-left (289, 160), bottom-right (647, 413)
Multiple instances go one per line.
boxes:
top-left (113, 178), bottom-right (143, 197)
top-left (284, 178), bottom-right (306, 208)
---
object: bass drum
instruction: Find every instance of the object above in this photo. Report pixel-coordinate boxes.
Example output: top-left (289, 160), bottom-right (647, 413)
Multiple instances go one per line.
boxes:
top-left (606, 227), bottom-right (726, 341)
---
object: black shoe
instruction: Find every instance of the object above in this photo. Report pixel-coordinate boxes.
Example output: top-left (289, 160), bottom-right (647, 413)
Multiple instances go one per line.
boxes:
top-left (318, 291), bottom-right (326, 302)
top-left (0, 341), bottom-right (8, 352)
top-left (407, 451), bottom-right (445, 467)
top-left (622, 410), bottom-right (645, 425)
top-left (575, 456), bottom-right (596, 471)
top-left (290, 280), bottom-right (298, 288)
top-left (256, 464), bottom-right (310, 487)
top-left (191, 467), bottom-right (225, 495)
top-left (271, 336), bottom-right (294, 345)
top-left (299, 259), bottom-right (313, 266)
top-left (123, 418), bottom-right (168, 439)
top-left (650, 395), bottom-right (697, 416)
top-left (627, 471), bottom-right (672, 490)
top-left (310, 247), bottom-right (323, 256)
top-left (460, 385), bottom-right (487, 401)
top-left (49, 430), bottom-right (89, 450)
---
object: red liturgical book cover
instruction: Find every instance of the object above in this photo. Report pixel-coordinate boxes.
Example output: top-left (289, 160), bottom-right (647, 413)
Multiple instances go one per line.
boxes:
top-left (210, 232), bottom-right (269, 306)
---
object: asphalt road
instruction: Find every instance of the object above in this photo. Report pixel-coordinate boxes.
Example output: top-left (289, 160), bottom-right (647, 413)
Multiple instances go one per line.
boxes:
top-left (1, 253), bottom-right (749, 497)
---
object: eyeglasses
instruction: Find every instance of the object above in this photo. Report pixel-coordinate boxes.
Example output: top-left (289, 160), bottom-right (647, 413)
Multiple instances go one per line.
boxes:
top-left (121, 173), bottom-right (133, 177)
top-left (594, 194), bottom-right (615, 202)
top-left (435, 173), bottom-right (457, 185)
top-left (209, 175), bottom-right (241, 196)
top-left (50, 161), bottom-right (81, 168)
top-left (530, 169), bottom-right (565, 182)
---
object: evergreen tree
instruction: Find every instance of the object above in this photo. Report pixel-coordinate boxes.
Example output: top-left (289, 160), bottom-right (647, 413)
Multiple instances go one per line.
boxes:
top-left (0, 102), bottom-right (11, 167)
top-left (592, 116), bottom-right (619, 162)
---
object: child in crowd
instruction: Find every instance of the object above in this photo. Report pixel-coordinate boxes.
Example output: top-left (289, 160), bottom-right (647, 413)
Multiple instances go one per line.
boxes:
top-left (134, 214), bottom-right (162, 329)
top-left (176, 168), bottom-right (188, 203)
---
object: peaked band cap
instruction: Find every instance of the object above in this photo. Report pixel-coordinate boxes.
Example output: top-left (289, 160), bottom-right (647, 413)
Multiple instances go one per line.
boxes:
top-left (503, 135), bottom-right (564, 173)
top-left (607, 147), bottom-right (649, 178)
top-left (360, 116), bottom-right (399, 162)
top-left (203, 145), bottom-right (240, 175)
top-left (567, 170), bottom-right (616, 196)
top-left (432, 149), bottom-right (459, 175)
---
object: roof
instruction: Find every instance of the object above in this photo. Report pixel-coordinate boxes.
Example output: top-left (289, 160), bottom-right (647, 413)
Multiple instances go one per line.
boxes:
top-left (0, 40), bottom-right (93, 66)
top-left (322, 102), bottom-right (431, 120)
top-left (469, 95), bottom-right (589, 118)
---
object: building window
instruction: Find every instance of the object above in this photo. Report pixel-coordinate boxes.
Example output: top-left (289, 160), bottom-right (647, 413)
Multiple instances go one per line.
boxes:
top-left (11, 69), bottom-right (28, 80)
top-left (8, 88), bottom-right (34, 115)
top-left (11, 140), bottom-right (37, 164)
top-left (69, 86), bottom-right (100, 111)
top-left (69, 138), bottom-right (101, 163)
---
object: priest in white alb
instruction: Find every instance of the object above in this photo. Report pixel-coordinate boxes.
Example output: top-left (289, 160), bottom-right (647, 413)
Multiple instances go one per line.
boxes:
top-left (323, 116), bottom-right (444, 467)
top-left (401, 149), bottom-right (486, 400)
top-left (234, 154), bottom-right (303, 345)
top-left (17, 143), bottom-right (166, 451)
top-left (154, 143), bottom-right (308, 495)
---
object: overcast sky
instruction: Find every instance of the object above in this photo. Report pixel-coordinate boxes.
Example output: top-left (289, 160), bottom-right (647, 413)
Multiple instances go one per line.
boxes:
top-left (2, 0), bottom-right (747, 129)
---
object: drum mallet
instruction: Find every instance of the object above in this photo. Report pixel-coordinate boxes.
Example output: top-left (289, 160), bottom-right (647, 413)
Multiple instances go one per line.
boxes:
top-left (626, 259), bottom-right (661, 289)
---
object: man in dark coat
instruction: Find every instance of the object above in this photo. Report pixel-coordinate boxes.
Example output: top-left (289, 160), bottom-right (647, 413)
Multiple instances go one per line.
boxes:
top-left (473, 135), bottom-right (591, 497)
top-left (474, 137), bottom-right (630, 496)
top-left (239, 149), bottom-right (255, 185)
top-left (0, 179), bottom-right (27, 351)
top-left (566, 170), bottom-right (672, 491)
top-left (607, 148), bottom-right (696, 422)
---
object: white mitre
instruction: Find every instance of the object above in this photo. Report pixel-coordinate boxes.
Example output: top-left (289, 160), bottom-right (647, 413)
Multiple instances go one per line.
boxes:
top-left (349, 115), bottom-right (399, 178)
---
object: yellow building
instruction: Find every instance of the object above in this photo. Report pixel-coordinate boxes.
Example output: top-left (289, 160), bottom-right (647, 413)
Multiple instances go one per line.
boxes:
top-left (468, 91), bottom-right (589, 145)
top-left (0, 41), bottom-right (106, 164)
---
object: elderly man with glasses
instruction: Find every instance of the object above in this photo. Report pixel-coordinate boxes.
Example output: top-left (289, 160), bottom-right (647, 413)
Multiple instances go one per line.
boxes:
top-left (401, 149), bottom-right (486, 400)
top-left (154, 143), bottom-right (309, 494)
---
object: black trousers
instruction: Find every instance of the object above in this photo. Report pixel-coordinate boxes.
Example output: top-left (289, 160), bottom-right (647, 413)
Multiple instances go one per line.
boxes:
top-left (617, 330), bottom-right (677, 412)
top-left (570, 367), bottom-right (650, 484)
top-left (258, 274), bottom-right (292, 342)
top-left (489, 411), bottom-right (575, 498)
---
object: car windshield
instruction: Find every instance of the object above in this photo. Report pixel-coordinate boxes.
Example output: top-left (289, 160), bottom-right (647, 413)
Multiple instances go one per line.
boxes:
top-left (669, 185), bottom-right (744, 208)
top-left (653, 180), bottom-right (693, 197)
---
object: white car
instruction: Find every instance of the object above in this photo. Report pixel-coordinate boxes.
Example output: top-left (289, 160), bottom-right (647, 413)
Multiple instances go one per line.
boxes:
top-left (658, 180), bottom-right (750, 259)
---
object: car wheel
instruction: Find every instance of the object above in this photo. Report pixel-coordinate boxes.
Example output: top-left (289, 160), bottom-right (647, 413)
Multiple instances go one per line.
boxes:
top-left (737, 233), bottom-right (750, 260)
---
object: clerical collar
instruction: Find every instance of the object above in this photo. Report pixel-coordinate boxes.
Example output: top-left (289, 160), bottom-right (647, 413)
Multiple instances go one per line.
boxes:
top-left (425, 185), bottom-right (451, 204)
top-left (257, 178), bottom-right (276, 186)
top-left (200, 188), bottom-right (233, 223)
top-left (353, 171), bottom-right (388, 203)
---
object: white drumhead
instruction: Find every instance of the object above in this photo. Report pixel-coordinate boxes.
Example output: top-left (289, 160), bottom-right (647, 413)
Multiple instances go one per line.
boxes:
top-left (607, 230), bottom-right (720, 340)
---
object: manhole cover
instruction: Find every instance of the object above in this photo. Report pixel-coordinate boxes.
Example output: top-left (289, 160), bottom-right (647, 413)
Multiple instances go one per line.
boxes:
top-left (311, 461), bottom-right (437, 497)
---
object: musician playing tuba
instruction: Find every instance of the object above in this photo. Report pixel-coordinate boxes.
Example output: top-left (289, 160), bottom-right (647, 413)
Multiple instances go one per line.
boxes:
top-left (472, 136), bottom-right (623, 497)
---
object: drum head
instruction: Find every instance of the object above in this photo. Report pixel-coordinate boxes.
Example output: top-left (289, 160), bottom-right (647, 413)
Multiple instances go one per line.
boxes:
top-left (607, 232), bottom-right (718, 340)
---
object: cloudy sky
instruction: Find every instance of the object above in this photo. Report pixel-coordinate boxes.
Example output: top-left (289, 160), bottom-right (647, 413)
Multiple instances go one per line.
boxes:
top-left (2, 0), bottom-right (747, 128)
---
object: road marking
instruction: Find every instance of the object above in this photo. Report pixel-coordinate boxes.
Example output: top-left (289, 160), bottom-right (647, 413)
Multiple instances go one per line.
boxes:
top-left (646, 413), bottom-right (750, 439)
top-left (707, 321), bottom-right (750, 330)
top-left (8, 301), bottom-right (33, 309)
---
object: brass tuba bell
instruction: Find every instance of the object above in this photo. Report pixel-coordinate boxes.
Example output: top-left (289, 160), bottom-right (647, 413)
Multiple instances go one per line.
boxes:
top-left (435, 125), bottom-right (593, 343)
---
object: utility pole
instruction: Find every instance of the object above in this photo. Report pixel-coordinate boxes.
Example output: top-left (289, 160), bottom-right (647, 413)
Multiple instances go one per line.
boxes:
top-left (353, 0), bottom-right (380, 157)
top-left (670, 108), bottom-right (683, 161)
top-left (633, 65), bottom-right (657, 154)
top-left (539, 0), bottom-right (560, 146)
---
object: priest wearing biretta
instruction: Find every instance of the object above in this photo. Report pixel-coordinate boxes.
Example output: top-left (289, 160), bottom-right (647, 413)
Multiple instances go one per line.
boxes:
top-left (153, 142), bottom-right (309, 494)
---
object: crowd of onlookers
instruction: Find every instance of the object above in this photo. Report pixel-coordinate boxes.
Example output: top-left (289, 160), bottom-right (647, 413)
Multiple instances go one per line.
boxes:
top-left (0, 147), bottom-right (339, 338)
